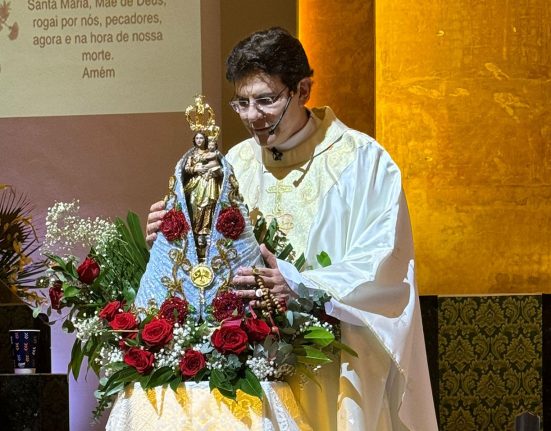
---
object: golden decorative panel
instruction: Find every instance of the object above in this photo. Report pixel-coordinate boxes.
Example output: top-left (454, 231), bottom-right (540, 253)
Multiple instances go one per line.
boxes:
top-left (375, 0), bottom-right (551, 294)
top-left (300, 0), bottom-right (551, 294)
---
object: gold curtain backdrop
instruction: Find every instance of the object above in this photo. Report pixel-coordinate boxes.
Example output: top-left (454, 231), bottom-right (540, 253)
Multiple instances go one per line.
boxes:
top-left (299, 0), bottom-right (551, 295)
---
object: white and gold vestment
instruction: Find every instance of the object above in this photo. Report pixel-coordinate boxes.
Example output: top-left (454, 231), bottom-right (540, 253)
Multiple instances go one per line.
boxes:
top-left (227, 107), bottom-right (438, 431)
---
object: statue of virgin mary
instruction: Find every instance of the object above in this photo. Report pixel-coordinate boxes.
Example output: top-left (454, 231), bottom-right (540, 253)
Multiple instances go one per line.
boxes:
top-left (134, 96), bottom-right (263, 320)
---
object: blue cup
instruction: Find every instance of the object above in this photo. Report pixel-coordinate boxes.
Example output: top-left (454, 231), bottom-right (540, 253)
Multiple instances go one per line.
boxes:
top-left (9, 329), bottom-right (40, 374)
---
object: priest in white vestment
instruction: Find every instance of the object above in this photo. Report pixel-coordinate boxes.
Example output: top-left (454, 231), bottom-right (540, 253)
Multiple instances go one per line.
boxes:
top-left (147, 27), bottom-right (438, 431)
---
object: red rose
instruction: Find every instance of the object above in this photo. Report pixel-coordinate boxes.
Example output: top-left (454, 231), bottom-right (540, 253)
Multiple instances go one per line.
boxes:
top-left (124, 347), bottom-right (155, 374)
top-left (245, 318), bottom-right (272, 342)
top-left (212, 291), bottom-right (244, 322)
top-left (141, 318), bottom-right (173, 348)
top-left (211, 319), bottom-right (249, 355)
top-left (160, 208), bottom-right (190, 241)
top-left (215, 207), bottom-right (245, 240)
top-left (77, 257), bottom-right (100, 284)
top-left (49, 281), bottom-right (64, 311)
top-left (109, 312), bottom-right (138, 332)
top-left (159, 297), bottom-right (189, 324)
top-left (179, 349), bottom-right (206, 379)
top-left (99, 300), bottom-right (123, 321)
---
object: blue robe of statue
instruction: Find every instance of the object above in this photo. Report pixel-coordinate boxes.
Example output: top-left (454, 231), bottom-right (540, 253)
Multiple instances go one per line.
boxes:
top-left (134, 149), bottom-right (263, 320)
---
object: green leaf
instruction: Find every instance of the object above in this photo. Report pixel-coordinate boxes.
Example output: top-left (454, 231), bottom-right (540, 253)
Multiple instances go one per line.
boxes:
top-left (303, 327), bottom-right (335, 347)
top-left (123, 285), bottom-right (136, 304)
top-left (275, 343), bottom-right (294, 364)
top-left (45, 254), bottom-right (68, 270)
top-left (218, 386), bottom-right (237, 400)
top-left (32, 307), bottom-right (40, 318)
top-left (143, 366), bottom-right (174, 389)
top-left (193, 368), bottom-right (208, 383)
top-left (209, 369), bottom-right (226, 387)
top-left (63, 284), bottom-right (80, 298)
top-left (62, 319), bottom-right (75, 333)
top-left (316, 251), bottom-right (332, 268)
top-left (277, 243), bottom-right (293, 261)
top-left (137, 374), bottom-right (151, 387)
top-left (82, 337), bottom-right (94, 355)
top-left (104, 381), bottom-right (125, 397)
top-left (126, 212), bottom-right (149, 257)
top-left (103, 361), bottom-right (126, 377)
top-left (169, 375), bottom-right (183, 392)
top-left (296, 345), bottom-right (332, 365)
top-left (65, 259), bottom-right (79, 279)
top-left (114, 212), bottom-right (150, 274)
top-left (294, 253), bottom-right (306, 271)
top-left (277, 343), bottom-right (293, 356)
top-left (104, 366), bottom-right (140, 391)
top-left (209, 369), bottom-right (236, 399)
top-left (86, 337), bottom-right (104, 376)
top-left (69, 340), bottom-right (84, 380)
top-left (99, 367), bottom-right (127, 389)
top-left (331, 340), bottom-right (359, 357)
top-left (253, 217), bottom-right (267, 243)
top-left (237, 369), bottom-right (263, 399)
top-left (266, 218), bottom-right (279, 238)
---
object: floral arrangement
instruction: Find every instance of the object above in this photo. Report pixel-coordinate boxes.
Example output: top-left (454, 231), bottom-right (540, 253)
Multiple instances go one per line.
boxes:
top-left (42, 201), bottom-right (354, 420)
top-left (0, 185), bottom-right (45, 306)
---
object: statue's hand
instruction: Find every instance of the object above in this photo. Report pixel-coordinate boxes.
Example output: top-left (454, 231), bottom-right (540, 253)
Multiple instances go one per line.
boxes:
top-left (146, 200), bottom-right (166, 247)
top-left (232, 244), bottom-right (297, 306)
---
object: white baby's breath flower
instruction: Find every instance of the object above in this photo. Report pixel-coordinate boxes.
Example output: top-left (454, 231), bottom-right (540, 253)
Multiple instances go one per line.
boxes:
top-left (73, 316), bottom-right (104, 343)
top-left (42, 200), bottom-right (118, 257)
top-left (246, 356), bottom-right (276, 380)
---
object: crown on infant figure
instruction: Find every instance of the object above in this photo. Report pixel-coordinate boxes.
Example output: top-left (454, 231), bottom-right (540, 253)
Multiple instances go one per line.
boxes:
top-left (185, 94), bottom-right (221, 142)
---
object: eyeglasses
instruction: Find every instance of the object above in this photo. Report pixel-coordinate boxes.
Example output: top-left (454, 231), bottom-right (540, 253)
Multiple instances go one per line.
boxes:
top-left (229, 87), bottom-right (288, 114)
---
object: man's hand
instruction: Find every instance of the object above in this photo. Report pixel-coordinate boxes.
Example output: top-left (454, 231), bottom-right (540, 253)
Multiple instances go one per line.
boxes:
top-left (232, 244), bottom-right (297, 305)
top-left (146, 200), bottom-right (166, 247)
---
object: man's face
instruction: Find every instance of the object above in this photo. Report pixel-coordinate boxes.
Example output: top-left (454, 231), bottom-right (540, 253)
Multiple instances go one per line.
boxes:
top-left (233, 73), bottom-right (308, 148)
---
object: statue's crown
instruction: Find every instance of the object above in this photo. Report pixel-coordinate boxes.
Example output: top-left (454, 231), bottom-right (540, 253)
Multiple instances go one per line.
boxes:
top-left (185, 95), bottom-right (220, 142)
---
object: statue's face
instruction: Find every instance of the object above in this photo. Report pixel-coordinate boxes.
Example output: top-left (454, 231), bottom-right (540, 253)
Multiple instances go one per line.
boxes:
top-left (194, 133), bottom-right (206, 149)
top-left (208, 141), bottom-right (217, 151)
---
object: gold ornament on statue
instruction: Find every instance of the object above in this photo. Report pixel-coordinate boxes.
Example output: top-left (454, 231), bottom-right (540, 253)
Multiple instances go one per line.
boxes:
top-left (190, 264), bottom-right (214, 289)
top-left (185, 94), bottom-right (220, 143)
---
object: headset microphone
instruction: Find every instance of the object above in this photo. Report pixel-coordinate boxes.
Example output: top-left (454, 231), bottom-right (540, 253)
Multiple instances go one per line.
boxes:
top-left (267, 94), bottom-right (293, 135)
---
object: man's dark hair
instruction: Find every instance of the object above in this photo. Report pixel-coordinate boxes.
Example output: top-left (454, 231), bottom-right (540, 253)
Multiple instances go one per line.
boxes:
top-left (226, 27), bottom-right (314, 91)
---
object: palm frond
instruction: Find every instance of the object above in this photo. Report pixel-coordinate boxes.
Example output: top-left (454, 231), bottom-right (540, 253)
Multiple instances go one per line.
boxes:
top-left (0, 186), bottom-right (46, 301)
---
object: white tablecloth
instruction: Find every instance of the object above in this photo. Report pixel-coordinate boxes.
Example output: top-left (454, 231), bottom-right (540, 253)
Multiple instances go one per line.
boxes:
top-left (106, 381), bottom-right (312, 431)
